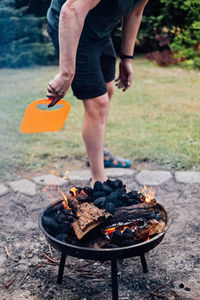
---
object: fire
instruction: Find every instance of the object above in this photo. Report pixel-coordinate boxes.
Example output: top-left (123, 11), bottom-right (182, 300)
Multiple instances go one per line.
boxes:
top-left (42, 169), bottom-right (70, 209)
top-left (138, 185), bottom-right (155, 203)
top-left (105, 225), bottom-right (128, 236)
top-left (62, 170), bottom-right (69, 180)
top-left (60, 190), bottom-right (71, 210)
top-left (105, 227), bottom-right (117, 236)
top-left (70, 187), bottom-right (79, 197)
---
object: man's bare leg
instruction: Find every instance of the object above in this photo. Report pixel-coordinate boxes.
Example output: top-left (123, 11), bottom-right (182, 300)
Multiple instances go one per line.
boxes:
top-left (106, 80), bottom-right (115, 101)
top-left (82, 92), bottom-right (110, 187)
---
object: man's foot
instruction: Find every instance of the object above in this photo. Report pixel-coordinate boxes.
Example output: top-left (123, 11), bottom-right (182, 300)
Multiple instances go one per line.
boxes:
top-left (86, 149), bottom-right (131, 168)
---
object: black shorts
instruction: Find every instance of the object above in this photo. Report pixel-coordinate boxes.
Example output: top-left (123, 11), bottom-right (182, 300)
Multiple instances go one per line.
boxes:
top-left (47, 25), bottom-right (116, 100)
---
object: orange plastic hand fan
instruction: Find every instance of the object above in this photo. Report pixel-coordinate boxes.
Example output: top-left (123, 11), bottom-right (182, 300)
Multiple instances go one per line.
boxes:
top-left (20, 98), bottom-right (71, 133)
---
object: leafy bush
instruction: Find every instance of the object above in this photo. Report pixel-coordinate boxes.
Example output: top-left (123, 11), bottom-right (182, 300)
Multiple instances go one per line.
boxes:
top-left (161, 0), bottom-right (200, 68)
top-left (0, 0), bottom-right (57, 68)
top-left (112, 0), bottom-right (200, 69)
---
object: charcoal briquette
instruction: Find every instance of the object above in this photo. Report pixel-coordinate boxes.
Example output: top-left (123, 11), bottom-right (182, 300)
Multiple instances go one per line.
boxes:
top-left (55, 233), bottom-right (69, 243)
top-left (94, 197), bottom-right (106, 209)
top-left (42, 216), bottom-right (58, 235)
top-left (111, 230), bottom-right (122, 245)
top-left (94, 181), bottom-right (103, 192)
top-left (106, 192), bottom-right (117, 203)
top-left (122, 228), bottom-right (133, 240)
top-left (114, 199), bottom-right (124, 208)
top-left (105, 179), bottom-right (113, 186)
top-left (112, 179), bottom-right (123, 189)
top-left (56, 203), bottom-right (65, 211)
top-left (43, 207), bottom-right (53, 217)
top-left (105, 202), bottom-right (115, 214)
top-left (92, 191), bottom-right (106, 200)
top-left (55, 213), bottom-right (68, 224)
top-left (101, 183), bottom-right (113, 194)
top-left (59, 222), bottom-right (71, 234)
top-left (127, 190), bottom-right (139, 198)
top-left (67, 215), bottom-right (74, 222)
top-left (83, 187), bottom-right (93, 196)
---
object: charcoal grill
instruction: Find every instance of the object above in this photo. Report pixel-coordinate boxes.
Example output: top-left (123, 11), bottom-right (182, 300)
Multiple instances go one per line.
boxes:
top-left (39, 200), bottom-right (168, 300)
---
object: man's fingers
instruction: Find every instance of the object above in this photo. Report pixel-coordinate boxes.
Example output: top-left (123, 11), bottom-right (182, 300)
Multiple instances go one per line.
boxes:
top-left (115, 80), bottom-right (125, 89)
top-left (48, 98), bottom-right (60, 107)
top-left (47, 88), bottom-right (64, 98)
top-left (47, 86), bottom-right (55, 94)
top-left (127, 72), bottom-right (134, 85)
top-left (46, 90), bottom-right (61, 107)
top-left (47, 88), bottom-right (58, 97)
top-left (48, 81), bottom-right (56, 91)
top-left (48, 84), bottom-right (60, 95)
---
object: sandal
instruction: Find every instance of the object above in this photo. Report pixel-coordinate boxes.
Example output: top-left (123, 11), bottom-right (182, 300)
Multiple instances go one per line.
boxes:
top-left (86, 149), bottom-right (131, 168)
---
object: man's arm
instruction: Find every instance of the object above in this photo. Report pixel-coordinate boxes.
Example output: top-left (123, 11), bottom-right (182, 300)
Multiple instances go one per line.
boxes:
top-left (47, 0), bottom-right (101, 106)
top-left (115, 0), bottom-right (149, 91)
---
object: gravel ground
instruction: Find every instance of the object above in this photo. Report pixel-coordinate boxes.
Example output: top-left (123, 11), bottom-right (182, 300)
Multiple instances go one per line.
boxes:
top-left (0, 177), bottom-right (200, 300)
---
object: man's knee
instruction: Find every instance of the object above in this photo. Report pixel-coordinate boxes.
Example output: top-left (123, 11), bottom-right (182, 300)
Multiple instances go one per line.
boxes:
top-left (83, 94), bottom-right (110, 124)
top-left (106, 81), bottom-right (115, 100)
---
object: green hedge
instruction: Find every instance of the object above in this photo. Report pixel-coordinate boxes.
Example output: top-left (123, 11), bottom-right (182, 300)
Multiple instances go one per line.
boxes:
top-left (0, 0), bottom-right (57, 68)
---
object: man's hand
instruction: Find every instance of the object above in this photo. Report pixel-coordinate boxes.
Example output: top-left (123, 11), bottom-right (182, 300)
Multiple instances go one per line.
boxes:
top-left (46, 73), bottom-right (73, 107)
top-left (115, 60), bottom-right (134, 92)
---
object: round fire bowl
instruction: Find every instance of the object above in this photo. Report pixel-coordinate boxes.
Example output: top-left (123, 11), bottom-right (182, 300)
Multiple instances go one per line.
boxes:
top-left (39, 200), bottom-right (168, 261)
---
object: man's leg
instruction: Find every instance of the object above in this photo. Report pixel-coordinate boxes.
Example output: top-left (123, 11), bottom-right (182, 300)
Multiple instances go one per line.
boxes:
top-left (106, 80), bottom-right (115, 101)
top-left (104, 80), bottom-right (131, 168)
top-left (82, 93), bottom-right (110, 187)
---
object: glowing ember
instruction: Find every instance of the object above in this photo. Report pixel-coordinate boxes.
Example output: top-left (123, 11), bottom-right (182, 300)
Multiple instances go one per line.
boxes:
top-left (138, 185), bottom-right (155, 203)
top-left (105, 225), bottom-right (128, 236)
top-left (60, 190), bottom-right (71, 210)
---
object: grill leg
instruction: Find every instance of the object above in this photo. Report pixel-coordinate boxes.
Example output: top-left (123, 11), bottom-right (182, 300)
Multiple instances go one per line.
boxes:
top-left (57, 252), bottom-right (66, 284)
top-left (140, 253), bottom-right (148, 273)
top-left (111, 259), bottom-right (118, 300)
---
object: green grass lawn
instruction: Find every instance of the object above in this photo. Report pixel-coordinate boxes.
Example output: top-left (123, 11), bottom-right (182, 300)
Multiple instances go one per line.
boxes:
top-left (0, 57), bottom-right (200, 180)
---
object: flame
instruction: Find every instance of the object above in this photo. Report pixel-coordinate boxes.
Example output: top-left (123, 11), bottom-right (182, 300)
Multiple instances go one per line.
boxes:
top-left (105, 227), bottom-right (117, 236)
top-left (105, 225), bottom-right (128, 236)
top-left (70, 187), bottom-right (78, 197)
top-left (62, 170), bottom-right (69, 180)
top-left (42, 169), bottom-right (69, 209)
top-left (138, 185), bottom-right (155, 203)
top-left (60, 190), bottom-right (71, 210)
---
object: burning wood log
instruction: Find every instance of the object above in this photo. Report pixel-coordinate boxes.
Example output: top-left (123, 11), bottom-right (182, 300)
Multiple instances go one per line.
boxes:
top-left (133, 219), bottom-right (166, 241)
top-left (104, 202), bottom-right (166, 246)
top-left (105, 201), bottom-right (165, 227)
top-left (72, 202), bottom-right (110, 239)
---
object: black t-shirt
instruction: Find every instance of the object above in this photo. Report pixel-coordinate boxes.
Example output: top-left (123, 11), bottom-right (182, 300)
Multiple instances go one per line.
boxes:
top-left (47, 0), bottom-right (144, 41)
